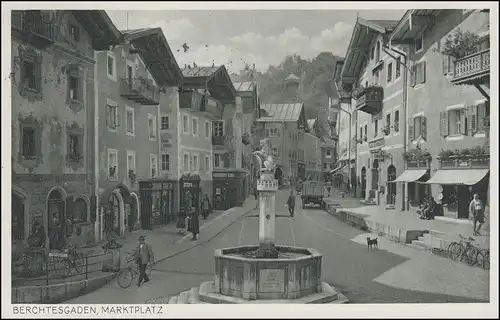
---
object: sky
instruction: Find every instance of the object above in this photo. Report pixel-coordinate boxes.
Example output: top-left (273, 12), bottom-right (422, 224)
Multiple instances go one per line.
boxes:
top-left (107, 10), bottom-right (406, 73)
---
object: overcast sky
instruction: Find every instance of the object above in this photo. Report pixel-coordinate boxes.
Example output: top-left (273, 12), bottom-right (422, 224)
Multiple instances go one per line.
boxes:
top-left (107, 10), bottom-right (406, 73)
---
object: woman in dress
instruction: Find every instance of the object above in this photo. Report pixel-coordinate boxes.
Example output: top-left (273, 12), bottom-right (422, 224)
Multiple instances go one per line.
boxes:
top-left (187, 207), bottom-right (200, 241)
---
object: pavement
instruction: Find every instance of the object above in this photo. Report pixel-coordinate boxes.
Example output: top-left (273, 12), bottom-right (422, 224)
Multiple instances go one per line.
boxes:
top-left (67, 189), bottom-right (489, 304)
top-left (322, 189), bottom-right (490, 249)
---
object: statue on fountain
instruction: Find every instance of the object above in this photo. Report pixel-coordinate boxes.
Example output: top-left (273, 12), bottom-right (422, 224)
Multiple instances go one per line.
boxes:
top-left (253, 138), bottom-right (276, 174)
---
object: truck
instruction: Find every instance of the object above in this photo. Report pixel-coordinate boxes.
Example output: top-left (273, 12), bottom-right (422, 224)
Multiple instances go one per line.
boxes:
top-left (301, 181), bottom-right (325, 209)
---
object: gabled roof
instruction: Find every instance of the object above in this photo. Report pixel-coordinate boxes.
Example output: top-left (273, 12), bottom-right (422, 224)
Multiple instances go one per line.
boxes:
top-left (122, 28), bottom-right (183, 87)
top-left (233, 81), bottom-right (255, 93)
top-left (389, 10), bottom-right (442, 43)
top-left (181, 65), bottom-right (236, 103)
top-left (72, 10), bottom-right (122, 50)
top-left (258, 103), bottom-right (304, 122)
top-left (340, 17), bottom-right (400, 84)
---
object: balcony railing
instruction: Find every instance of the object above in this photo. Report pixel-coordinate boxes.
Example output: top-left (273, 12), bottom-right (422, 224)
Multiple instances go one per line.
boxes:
top-left (212, 135), bottom-right (225, 146)
top-left (451, 49), bottom-right (490, 85)
top-left (355, 86), bottom-right (384, 115)
top-left (438, 156), bottom-right (489, 170)
top-left (12, 11), bottom-right (58, 48)
top-left (119, 78), bottom-right (160, 105)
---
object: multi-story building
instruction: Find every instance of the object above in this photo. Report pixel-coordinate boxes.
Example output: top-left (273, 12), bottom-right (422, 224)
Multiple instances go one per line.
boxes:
top-left (389, 9), bottom-right (490, 219)
top-left (338, 18), bottom-right (404, 207)
top-left (233, 81), bottom-right (260, 192)
top-left (11, 10), bottom-right (121, 256)
top-left (257, 103), bottom-right (310, 184)
top-left (179, 66), bottom-right (239, 210)
top-left (95, 28), bottom-right (183, 235)
top-left (304, 130), bottom-right (323, 181)
top-left (321, 136), bottom-right (337, 180)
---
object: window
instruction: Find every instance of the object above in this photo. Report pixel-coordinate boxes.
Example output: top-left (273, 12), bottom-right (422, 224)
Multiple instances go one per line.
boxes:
top-left (192, 117), bottom-right (198, 136)
top-left (161, 154), bottom-right (170, 171)
top-left (189, 155), bottom-right (194, 171)
top-left (183, 154), bottom-right (189, 171)
top-left (214, 153), bottom-right (222, 168)
top-left (22, 60), bottom-right (38, 91)
top-left (69, 24), bottom-right (80, 42)
top-left (411, 61), bottom-right (426, 87)
top-left (387, 62), bottom-right (393, 83)
top-left (205, 156), bottom-right (210, 172)
top-left (364, 124), bottom-right (368, 140)
top-left (476, 102), bottom-right (489, 132)
top-left (106, 101), bottom-right (119, 130)
top-left (415, 37), bottom-right (423, 53)
top-left (183, 114), bottom-right (189, 133)
top-left (125, 107), bottom-right (135, 135)
top-left (205, 121), bottom-right (210, 138)
top-left (148, 114), bottom-right (157, 140)
top-left (107, 53), bottom-right (116, 80)
top-left (396, 57), bottom-right (401, 79)
top-left (374, 119), bottom-right (379, 137)
top-left (386, 114), bottom-right (391, 132)
top-left (326, 149), bottom-right (332, 157)
top-left (448, 109), bottom-right (464, 136)
top-left (161, 116), bottom-right (170, 130)
top-left (22, 127), bottom-right (36, 158)
top-left (127, 151), bottom-right (136, 173)
top-left (372, 69), bottom-right (380, 85)
top-left (394, 110), bottom-right (400, 132)
top-left (67, 132), bottom-right (83, 162)
top-left (269, 128), bottom-right (279, 137)
top-left (360, 126), bottom-right (363, 142)
top-left (213, 121), bottom-right (224, 136)
top-left (68, 73), bottom-right (80, 101)
top-left (413, 116), bottom-right (423, 138)
top-left (150, 154), bottom-right (158, 178)
top-left (108, 149), bottom-right (118, 180)
top-left (192, 155), bottom-right (198, 171)
top-left (442, 54), bottom-right (456, 75)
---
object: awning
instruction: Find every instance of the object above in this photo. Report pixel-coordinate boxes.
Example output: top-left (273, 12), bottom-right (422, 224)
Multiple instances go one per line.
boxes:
top-left (393, 169), bottom-right (428, 183)
top-left (425, 169), bottom-right (489, 186)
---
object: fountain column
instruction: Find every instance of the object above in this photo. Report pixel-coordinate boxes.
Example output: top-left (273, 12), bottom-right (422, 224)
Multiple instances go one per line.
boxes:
top-left (255, 169), bottom-right (279, 258)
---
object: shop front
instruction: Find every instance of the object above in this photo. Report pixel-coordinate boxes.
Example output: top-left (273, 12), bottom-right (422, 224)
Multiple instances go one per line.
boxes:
top-left (393, 159), bottom-right (431, 211)
top-left (212, 169), bottom-right (248, 210)
top-left (180, 174), bottom-right (201, 211)
top-left (139, 180), bottom-right (176, 230)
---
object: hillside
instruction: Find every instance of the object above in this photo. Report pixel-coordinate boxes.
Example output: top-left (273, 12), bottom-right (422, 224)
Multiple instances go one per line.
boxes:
top-left (231, 52), bottom-right (342, 133)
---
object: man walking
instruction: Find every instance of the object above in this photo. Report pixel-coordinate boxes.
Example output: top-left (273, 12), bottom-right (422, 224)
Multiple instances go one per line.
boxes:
top-left (469, 194), bottom-right (485, 236)
top-left (287, 189), bottom-right (296, 218)
top-left (187, 207), bottom-right (200, 240)
top-left (134, 236), bottom-right (154, 287)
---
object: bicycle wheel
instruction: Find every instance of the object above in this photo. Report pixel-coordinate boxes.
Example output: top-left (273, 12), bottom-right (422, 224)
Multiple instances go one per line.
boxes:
top-left (74, 253), bottom-right (85, 273)
top-left (476, 249), bottom-right (486, 269)
top-left (117, 268), bottom-right (134, 289)
top-left (479, 250), bottom-right (490, 270)
top-left (448, 242), bottom-right (462, 261)
top-left (146, 263), bottom-right (153, 277)
top-left (465, 246), bottom-right (479, 266)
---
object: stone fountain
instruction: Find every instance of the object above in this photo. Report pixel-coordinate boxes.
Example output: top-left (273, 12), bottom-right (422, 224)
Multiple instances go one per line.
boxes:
top-left (159, 139), bottom-right (347, 304)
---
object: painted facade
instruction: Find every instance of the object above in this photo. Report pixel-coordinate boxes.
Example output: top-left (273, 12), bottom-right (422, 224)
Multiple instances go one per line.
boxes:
top-left (11, 10), bottom-right (121, 256)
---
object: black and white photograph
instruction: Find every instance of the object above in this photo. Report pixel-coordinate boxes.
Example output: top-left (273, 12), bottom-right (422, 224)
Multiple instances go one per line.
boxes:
top-left (2, 2), bottom-right (498, 318)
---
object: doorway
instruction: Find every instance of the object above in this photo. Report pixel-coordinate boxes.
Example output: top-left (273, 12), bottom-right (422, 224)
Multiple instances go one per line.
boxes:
top-left (371, 159), bottom-right (379, 190)
top-left (361, 167), bottom-right (367, 199)
top-left (47, 189), bottom-right (66, 251)
top-left (387, 165), bottom-right (397, 205)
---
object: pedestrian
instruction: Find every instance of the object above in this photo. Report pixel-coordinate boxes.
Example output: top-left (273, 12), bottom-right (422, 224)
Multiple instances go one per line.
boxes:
top-left (201, 194), bottom-right (210, 219)
top-left (286, 189), bottom-right (296, 217)
top-left (469, 193), bottom-right (485, 236)
top-left (253, 183), bottom-right (258, 200)
top-left (326, 181), bottom-right (332, 198)
top-left (133, 236), bottom-right (154, 287)
top-left (176, 208), bottom-right (186, 234)
top-left (187, 206), bottom-right (200, 240)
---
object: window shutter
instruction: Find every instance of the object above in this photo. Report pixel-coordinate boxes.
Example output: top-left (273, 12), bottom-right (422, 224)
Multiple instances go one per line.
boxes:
top-left (420, 61), bottom-right (426, 84)
top-left (460, 108), bottom-right (466, 135)
top-left (467, 105), bottom-right (477, 135)
top-left (410, 65), bottom-right (416, 87)
top-left (106, 106), bottom-right (110, 126)
top-left (440, 111), bottom-right (449, 136)
top-left (224, 153), bottom-right (230, 168)
top-left (442, 54), bottom-right (449, 75)
top-left (421, 116), bottom-right (427, 140)
top-left (407, 117), bottom-right (414, 143)
top-left (115, 107), bottom-right (120, 127)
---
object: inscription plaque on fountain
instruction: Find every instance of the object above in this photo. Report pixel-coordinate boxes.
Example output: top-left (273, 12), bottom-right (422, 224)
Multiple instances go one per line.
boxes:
top-left (259, 269), bottom-right (285, 293)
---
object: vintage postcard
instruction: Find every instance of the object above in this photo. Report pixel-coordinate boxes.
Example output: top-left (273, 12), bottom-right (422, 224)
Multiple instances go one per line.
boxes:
top-left (1, 1), bottom-right (498, 318)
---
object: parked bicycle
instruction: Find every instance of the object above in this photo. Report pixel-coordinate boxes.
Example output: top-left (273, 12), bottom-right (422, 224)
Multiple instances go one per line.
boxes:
top-left (64, 244), bottom-right (85, 276)
top-left (117, 252), bottom-right (152, 289)
top-left (447, 234), bottom-right (481, 267)
top-left (476, 248), bottom-right (490, 270)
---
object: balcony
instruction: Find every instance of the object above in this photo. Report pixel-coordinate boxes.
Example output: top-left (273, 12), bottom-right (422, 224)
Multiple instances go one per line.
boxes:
top-left (119, 77), bottom-right (160, 105)
top-left (12, 11), bottom-right (58, 49)
top-left (355, 86), bottom-right (384, 115)
top-left (212, 135), bottom-right (225, 146)
top-left (451, 49), bottom-right (490, 86)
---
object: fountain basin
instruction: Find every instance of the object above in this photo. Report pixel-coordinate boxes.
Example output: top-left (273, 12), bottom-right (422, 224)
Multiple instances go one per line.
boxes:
top-left (213, 245), bottom-right (322, 300)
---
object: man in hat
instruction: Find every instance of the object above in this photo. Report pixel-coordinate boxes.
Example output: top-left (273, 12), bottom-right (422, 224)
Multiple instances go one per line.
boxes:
top-left (469, 193), bottom-right (485, 236)
top-left (134, 235), bottom-right (154, 287)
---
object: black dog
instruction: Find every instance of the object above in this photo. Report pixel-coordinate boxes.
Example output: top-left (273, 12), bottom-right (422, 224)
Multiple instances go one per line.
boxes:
top-left (367, 237), bottom-right (378, 250)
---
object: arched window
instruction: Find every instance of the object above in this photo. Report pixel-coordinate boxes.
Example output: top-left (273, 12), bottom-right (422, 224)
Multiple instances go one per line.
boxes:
top-left (73, 198), bottom-right (87, 223)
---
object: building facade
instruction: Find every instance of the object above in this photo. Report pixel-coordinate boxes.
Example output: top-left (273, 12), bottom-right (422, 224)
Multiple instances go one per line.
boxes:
top-left (11, 10), bottom-right (121, 256)
top-left (389, 9), bottom-right (490, 219)
top-left (95, 28), bottom-right (183, 235)
top-left (321, 136), bottom-right (337, 180)
top-left (180, 66), bottom-right (238, 210)
top-left (257, 103), bottom-right (310, 184)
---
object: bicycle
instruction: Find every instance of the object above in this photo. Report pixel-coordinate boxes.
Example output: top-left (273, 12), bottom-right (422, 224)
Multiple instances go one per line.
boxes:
top-left (476, 248), bottom-right (490, 270)
top-left (65, 244), bottom-right (85, 276)
top-left (447, 234), bottom-right (480, 266)
top-left (117, 252), bottom-right (153, 289)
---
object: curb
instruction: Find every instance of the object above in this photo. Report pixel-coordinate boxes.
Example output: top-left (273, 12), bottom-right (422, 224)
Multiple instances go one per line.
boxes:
top-left (12, 273), bottom-right (117, 304)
